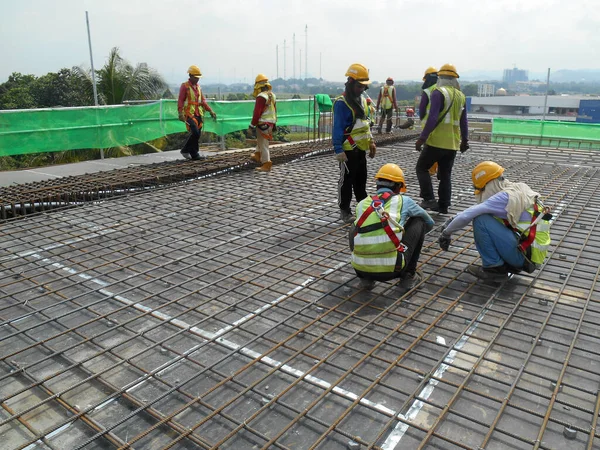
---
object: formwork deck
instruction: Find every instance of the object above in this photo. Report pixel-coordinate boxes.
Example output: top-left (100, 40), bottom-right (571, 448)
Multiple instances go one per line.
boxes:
top-left (1, 141), bottom-right (599, 450)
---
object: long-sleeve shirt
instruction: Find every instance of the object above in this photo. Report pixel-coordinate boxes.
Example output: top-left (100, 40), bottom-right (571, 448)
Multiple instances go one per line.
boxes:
top-left (377, 188), bottom-right (435, 229)
top-left (444, 192), bottom-right (531, 235)
top-left (250, 95), bottom-right (267, 126)
top-left (332, 99), bottom-right (354, 154)
top-left (418, 92), bottom-right (429, 120)
top-left (419, 89), bottom-right (468, 142)
top-left (177, 82), bottom-right (213, 116)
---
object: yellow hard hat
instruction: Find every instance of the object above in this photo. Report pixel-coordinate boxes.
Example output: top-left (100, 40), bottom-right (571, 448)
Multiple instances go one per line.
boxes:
top-left (255, 73), bottom-right (269, 84)
top-left (472, 161), bottom-right (504, 194)
top-left (188, 65), bottom-right (202, 77)
top-left (438, 63), bottom-right (459, 78)
top-left (375, 163), bottom-right (406, 192)
top-left (345, 63), bottom-right (371, 85)
top-left (422, 66), bottom-right (438, 81)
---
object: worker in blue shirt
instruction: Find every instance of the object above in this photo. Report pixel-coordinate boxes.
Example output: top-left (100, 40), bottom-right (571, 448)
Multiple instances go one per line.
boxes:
top-left (333, 63), bottom-right (377, 223)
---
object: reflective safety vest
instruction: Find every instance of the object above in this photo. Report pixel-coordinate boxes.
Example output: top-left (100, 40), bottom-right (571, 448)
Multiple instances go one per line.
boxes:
top-left (334, 95), bottom-right (373, 152)
top-left (258, 91), bottom-right (277, 124)
top-left (380, 86), bottom-right (395, 109)
top-left (426, 86), bottom-right (466, 151)
top-left (421, 85), bottom-right (436, 124)
top-left (182, 81), bottom-right (204, 118)
top-left (351, 192), bottom-right (406, 273)
top-left (499, 200), bottom-right (551, 266)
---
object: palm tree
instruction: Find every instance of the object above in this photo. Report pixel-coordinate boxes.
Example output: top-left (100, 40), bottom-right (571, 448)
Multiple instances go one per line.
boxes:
top-left (73, 47), bottom-right (167, 105)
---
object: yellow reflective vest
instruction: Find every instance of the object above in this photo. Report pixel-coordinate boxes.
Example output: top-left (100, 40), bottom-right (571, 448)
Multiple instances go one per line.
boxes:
top-left (334, 95), bottom-right (373, 152)
top-left (380, 85), bottom-right (395, 109)
top-left (426, 86), bottom-right (466, 151)
top-left (351, 194), bottom-right (405, 273)
top-left (181, 82), bottom-right (204, 118)
top-left (257, 91), bottom-right (277, 124)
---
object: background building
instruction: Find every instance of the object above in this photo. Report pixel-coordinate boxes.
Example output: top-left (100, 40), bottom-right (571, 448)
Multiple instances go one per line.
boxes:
top-left (503, 67), bottom-right (529, 85)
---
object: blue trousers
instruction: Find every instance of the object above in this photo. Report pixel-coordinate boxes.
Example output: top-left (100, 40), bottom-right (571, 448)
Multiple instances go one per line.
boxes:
top-left (473, 214), bottom-right (525, 269)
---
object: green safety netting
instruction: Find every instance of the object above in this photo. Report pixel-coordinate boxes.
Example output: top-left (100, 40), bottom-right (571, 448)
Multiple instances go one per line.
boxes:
top-left (0, 98), bottom-right (319, 156)
top-left (315, 94), bottom-right (333, 112)
top-left (492, 118), bottom-right (600, 149)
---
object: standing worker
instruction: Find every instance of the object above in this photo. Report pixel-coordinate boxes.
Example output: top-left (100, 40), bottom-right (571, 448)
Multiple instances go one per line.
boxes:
top-left (333, 63), bottom-right (377, 223)
top-left (248, 74), bottom-right (277, 172)
top-left (438, 161), bottom-right (551, 281)
top-left (415, 63), bottom-right (468, 214)
top-left (419, 66), bottom-right (440, 191)
top-left (178, 65), bottom-right (217, 160)
top-left (350, 163), bottom-right (434, 290)
top-left (376, 77), bottom-right (398, 134)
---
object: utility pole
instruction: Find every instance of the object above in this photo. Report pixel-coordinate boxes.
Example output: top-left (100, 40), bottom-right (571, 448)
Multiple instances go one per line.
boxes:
top-left (276, 45), bottom-right (279, 79)
top-left (305, 25), bottom-right (308, 79)
top-left (283, 39), bottom-right (288, 80)
top-left (85, 11), bottom-right (103, 159)
top-left (293, 33), bottom-right (296, 80)
top-left (542, 68), bottom-right (551, 123)
top-left (299, 50), bottom-right (302, 80)
top-left (319, 52), bottom-right (322, 80)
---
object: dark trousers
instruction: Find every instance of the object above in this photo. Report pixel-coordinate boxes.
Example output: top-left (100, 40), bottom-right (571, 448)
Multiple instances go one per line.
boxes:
top-left (338, 149), bottom-right (367, 213)
top-left (416, 144), bottom-right (457, 209)
top-left (182, 115), bottom-right (203, 157)
top-left (353, 217), bottom-right (427, 281)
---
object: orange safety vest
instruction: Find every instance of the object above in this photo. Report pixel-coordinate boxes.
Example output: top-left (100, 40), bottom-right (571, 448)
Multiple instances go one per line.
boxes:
top-left (182, 81), bottom-right (205, 118)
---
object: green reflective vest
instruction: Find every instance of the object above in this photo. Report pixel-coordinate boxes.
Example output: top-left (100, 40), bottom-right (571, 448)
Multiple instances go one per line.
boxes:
top-left (422, 85), bottom-right (436, 124)
top-left (334, 95), bottom-right (373, 152)
top-left (351, 194), bottom-right (405, 273)
top-left (380, 85), bottom-right (395, 109)
top-left (497, 205), bottom-right (551, 266)
top-left (426, 86), bottom-right (466, 151)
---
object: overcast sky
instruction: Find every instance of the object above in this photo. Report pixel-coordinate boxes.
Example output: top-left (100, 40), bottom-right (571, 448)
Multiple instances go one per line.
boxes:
top-left (1, 0), bottom-right (599, 85)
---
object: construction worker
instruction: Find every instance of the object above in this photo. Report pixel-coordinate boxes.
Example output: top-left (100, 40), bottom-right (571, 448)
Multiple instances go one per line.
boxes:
top-left (248, 74), bottom-right (277, 172)
top-left (415, 63), bottom-right (468, 215)
top-left (438, 161), bottom-right (551, 281)
top-left (178, 65), bottom-right (217, 160)
top-left (405, 107), bottom-right (415, 130)
top-left (350, 163), bottom-right (434, 290)
top-left (376, 77), bottom-right (398, 134)
top-left (333, 63), bottom-right (377, 223)
top-left (419, 66), bottom-right (440, 192)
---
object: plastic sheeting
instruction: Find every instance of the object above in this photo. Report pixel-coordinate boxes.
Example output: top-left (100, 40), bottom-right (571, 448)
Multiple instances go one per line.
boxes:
top-left (0, 98), bottom-right (318, 156)
top-left (492, 118), bottom-right (600, 149)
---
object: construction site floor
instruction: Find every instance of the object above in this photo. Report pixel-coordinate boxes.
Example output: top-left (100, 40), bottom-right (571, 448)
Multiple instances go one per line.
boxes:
top-left (1, 140), bottom-right (599, 450)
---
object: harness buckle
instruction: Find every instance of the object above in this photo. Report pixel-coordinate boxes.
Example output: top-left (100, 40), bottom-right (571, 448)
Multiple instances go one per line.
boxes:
top-left (397, 243), bottom-right (408, 253)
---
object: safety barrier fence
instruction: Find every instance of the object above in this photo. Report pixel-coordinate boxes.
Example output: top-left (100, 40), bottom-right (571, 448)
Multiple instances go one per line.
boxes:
top-left (0, 98), bottom-right (333, 157)
top-left (492, 118), bottom-right (600, 150)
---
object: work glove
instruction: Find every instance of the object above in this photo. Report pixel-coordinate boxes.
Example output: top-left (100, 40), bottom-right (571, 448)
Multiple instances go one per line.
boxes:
top-left (368, 142), bottom-right (376, 159)
top-left (246, 126), bottom-right (256, 138)
top-left (415, 138), bottom-right (425, 152)
top-left (178, 112), bottom-right (185, 122)
top-left (209, 111), bottom-right (217, 120)
top-left (438, 232), bottom-right (451, 251)
top-left (335, 152), bottom-right (348, 163)
top-left (460, 140), bottom-right (469, 153)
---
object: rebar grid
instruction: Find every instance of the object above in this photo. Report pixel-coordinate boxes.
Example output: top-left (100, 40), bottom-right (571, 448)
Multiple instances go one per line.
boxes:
top-left (1, 141), bottom-right (599, 450)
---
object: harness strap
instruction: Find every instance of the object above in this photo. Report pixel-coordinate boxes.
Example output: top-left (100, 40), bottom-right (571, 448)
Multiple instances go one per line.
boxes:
top-left (503, 201), bottom-right (540, 253)
top-left (355, 193), bottom-right (406, 253)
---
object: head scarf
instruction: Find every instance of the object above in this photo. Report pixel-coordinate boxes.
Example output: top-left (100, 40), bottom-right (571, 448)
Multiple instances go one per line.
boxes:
top-left (476, 177), bottom-right (540, 228)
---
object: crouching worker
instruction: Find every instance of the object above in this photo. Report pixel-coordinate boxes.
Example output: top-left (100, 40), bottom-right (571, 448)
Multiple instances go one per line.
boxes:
top-left (350, 163), bottom-right (434, 290)
top-left (438, 161), bottom-right (552, 281)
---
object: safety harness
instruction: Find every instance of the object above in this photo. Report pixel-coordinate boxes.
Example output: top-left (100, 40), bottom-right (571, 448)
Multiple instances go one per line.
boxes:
top-left (354, 192), bottom-right (407, 253)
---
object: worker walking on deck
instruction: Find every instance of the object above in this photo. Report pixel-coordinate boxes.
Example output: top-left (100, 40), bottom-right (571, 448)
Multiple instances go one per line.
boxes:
top-left (350, 163), bottom-right (434, 290)
top-left (376, 77), bottom-right (398, 134)
top-left (248, 74), bottom-right (277, 172)
top-left (438, 161), bottom-right (552, 281)
top-left (415, 63), bottom-right (468, 214)
top-left (178, 65), bottom-right (217, 160)
top-left (333, 63), bottom-right (377, 223)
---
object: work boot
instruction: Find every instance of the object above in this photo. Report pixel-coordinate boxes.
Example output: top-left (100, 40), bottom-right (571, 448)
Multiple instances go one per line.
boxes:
top-left (399, 270), bottom-right (422, 290)
top-left (180, 150), bottom-right (191, 160)
top-left (467, 265), bottom-right (508, 282)
top-left (339, 210), bottom-right (354, 224)
top-left (419, 199), bottom-right (439, 211)
top-left (376, 127), bottom-right (382, 135)
top-left (255, 161), bottom-right (272, 172)
top-left (358, 277), bottom-right (375, 290)
top-left (191, 154), bottom-right (206, 161)
top-left (250, 151), bottom-right (261, 163)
